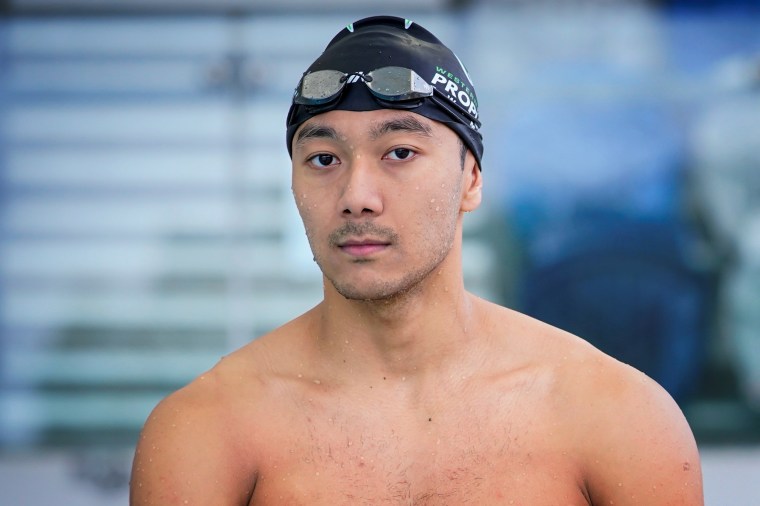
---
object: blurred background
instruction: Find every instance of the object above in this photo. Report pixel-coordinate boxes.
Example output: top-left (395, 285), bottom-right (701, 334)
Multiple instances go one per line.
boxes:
top-left (1, 0), bottom-right (759, 504)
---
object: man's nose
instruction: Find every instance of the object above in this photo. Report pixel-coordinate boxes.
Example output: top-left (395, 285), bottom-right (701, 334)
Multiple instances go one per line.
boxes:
top-left (338, 159), bottom-right (384, 218)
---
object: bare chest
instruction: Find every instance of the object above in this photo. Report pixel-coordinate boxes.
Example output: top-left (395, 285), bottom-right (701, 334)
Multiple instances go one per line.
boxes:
top-left (248, 406), bottom-right (589, 505)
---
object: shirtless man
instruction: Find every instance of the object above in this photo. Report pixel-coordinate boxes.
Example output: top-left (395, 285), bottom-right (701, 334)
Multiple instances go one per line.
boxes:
top-left (130, 16), bottom-right (703, 505)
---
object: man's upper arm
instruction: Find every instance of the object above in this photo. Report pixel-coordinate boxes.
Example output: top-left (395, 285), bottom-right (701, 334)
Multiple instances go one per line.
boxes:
top-left (130, 381), bottom-right (255, 505)
top-left (581, 365), bottom-right (703, 505)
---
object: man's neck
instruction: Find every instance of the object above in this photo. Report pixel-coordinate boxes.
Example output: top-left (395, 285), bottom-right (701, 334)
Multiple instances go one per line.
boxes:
top-left (312, 266), bottom-right (479, 383)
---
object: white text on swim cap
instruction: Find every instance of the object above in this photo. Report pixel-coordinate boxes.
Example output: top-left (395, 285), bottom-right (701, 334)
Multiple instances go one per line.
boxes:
top-left (431, 72), bottom-right (478, 119)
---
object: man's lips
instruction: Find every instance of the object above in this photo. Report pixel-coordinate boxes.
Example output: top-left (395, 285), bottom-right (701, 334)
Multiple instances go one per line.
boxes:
top-left (338, 239), bottom-right (391, 257)
top-left (329, 223), bottom-right (398, 258)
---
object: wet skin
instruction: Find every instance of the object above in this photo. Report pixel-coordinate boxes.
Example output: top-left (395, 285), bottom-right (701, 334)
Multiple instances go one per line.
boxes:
top-left (130, 110), bottom-right (703, 506)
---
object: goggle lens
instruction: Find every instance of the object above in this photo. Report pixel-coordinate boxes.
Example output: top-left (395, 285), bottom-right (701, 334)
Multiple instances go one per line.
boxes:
top-left (295, 66), bottom-right (434, 105)
top-left (365, 67), bottom-right (433, 101)
top-left (296, 69), bottom-right (346, 104)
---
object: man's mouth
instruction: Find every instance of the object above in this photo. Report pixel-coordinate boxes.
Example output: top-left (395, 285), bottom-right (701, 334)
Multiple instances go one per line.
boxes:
top-left (329, 222), bottom-right (398, 258)
top-left (338, 238), bottom-right (391, 257)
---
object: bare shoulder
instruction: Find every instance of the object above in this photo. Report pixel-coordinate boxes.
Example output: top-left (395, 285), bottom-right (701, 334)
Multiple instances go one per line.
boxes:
top-left (493, 305), bottom-right (703, 505)
top-left (130, 315), bottom-right (311, 505)
top-left (130, 349), bottom-right (265, 505)
top-left (570, 350), bottom-right (704, 505)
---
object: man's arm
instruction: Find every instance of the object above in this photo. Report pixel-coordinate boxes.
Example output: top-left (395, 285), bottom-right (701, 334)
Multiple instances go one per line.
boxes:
top-left (130, 374), bottom-right (256, 506)
top-left (579, 361), bottom-right (703, 505)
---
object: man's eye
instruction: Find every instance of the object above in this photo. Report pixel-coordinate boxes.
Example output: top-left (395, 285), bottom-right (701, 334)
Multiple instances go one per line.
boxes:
top-left (386, 148), bottom-right (414, 161)
top-left (308, 153), bottom-right (339, 168)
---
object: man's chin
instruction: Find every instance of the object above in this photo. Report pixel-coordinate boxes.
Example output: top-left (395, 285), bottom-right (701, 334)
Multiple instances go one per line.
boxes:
top-left (335, 284), bottom-right (398, 302)
top-left (329, 276), bottom-right (423, 303)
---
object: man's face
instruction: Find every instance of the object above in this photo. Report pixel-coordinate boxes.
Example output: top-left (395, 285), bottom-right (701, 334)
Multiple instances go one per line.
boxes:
top-left (290, 109), bottom-right (480, 301)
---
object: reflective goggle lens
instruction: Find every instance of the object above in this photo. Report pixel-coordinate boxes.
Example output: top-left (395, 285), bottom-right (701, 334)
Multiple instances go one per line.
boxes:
top-left (294, 66), bottom-right (434, 105)
top-left (296, 69), bottom-right (346, 104)
top-left (365, 67), bottom-right (433, 101)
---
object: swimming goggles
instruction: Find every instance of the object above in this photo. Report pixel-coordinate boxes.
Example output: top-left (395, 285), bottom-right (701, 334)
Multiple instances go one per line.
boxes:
top-left (293, 66), bottom-right (481, 129)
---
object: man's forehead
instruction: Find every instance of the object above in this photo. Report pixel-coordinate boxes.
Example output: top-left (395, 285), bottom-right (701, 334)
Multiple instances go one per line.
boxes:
top-left (295, 109), bottom-right (440, 145)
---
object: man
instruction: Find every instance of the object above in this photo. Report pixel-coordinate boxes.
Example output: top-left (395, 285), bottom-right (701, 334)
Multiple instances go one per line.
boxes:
top-left (131, 16), bottom-right (703, 505)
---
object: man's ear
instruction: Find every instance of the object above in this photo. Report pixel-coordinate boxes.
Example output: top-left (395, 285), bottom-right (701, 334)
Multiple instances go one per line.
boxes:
top-left (461, 151), bottom-right (482, 213)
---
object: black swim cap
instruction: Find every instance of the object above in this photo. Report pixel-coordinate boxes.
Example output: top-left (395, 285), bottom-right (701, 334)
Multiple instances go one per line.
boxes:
top-left (286, 15), bottom-right (483, 170)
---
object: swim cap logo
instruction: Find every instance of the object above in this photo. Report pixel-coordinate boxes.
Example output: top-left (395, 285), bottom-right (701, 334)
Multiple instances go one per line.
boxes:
top-left (431, 68), bottom-right (479, 119)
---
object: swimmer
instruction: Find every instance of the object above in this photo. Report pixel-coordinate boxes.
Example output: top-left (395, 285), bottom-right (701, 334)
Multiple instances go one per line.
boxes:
top-left (130, 16), bottom-right (703, 505)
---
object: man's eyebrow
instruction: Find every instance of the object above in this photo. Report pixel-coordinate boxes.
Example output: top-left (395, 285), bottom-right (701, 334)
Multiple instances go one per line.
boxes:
top-left (369, 116), bottom-right (433, 141)
top-left (295, 124), bottom-right (339, 146)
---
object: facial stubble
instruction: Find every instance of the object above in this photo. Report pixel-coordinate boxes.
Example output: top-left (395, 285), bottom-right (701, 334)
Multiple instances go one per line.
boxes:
top-left (302, 186), bottom-right (463, 303)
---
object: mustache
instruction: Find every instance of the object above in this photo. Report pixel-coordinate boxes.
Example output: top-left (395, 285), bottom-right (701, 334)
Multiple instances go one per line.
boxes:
top-left (328, 221), bottom-right (399, 246)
